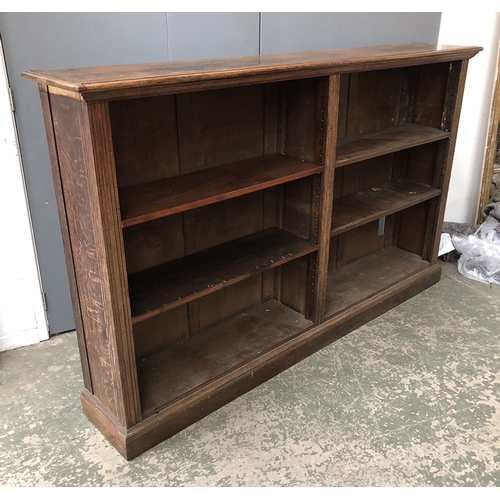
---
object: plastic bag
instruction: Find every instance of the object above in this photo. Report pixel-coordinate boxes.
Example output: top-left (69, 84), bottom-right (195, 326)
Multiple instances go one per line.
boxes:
top-left (451, 214), bottom-right (500, 285)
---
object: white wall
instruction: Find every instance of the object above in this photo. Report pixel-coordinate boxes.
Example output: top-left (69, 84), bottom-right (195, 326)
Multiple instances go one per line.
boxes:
top-left (0, 41), bottom-right (48, 351)
top-left (440, 12), bottom-right (500, 223)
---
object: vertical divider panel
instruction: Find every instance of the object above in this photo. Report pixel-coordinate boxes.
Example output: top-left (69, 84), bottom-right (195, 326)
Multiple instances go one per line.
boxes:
top-left (311, 75), bottom-right (340, 324)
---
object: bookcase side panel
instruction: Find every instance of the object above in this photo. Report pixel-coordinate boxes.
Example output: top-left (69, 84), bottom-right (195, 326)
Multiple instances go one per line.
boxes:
top-left (425, 60), bottom-right (470, 264)
top-left (49, 93), bottom-right (141, 427)
top-left (38, 86), bottom-right (92, 393)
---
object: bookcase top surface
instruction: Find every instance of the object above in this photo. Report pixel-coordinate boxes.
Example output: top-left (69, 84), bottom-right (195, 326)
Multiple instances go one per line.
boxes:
top-left (23, 42), bottom-right (481, 99)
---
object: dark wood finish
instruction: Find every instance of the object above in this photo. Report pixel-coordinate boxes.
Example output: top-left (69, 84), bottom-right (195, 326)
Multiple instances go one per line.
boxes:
top-left (38, 86), bottom-right (92, 392)
top-left (27, 44), bottom-right (479, 460)
top-left (23, 43), bottom-right (481, 101)
top-left (427, 60), bottom-right (470, 265)
top-left (336, 124), bottom-right (450, 167)
top-left (331, 178), bottom-right (441, 236)
top-left (128, 227), bottom-right (318, 323)
top-left (120, 154), bottom-right (322, 227)
top-left (138, 299), bottom-right (313, 415)
top-left (176, 85), bottom-right (264, 174)
top-left (310, 75), bottom-right (340, 323)
top-left (48, 94), bottom-right (141, 427)
top-left (326, 246), bottom-right (430, 317)
top-left (83, 264), bottom-right (441, 460)
top-left (109, 95), bottom-right (180, 188)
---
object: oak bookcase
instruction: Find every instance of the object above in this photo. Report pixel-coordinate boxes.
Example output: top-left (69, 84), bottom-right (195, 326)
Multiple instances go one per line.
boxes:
top-left (23, 43), bottom-right (481, 459)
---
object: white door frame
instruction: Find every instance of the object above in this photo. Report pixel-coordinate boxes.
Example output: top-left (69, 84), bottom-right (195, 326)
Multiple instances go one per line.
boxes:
top-left (0, 37), bottom-right (49, 351)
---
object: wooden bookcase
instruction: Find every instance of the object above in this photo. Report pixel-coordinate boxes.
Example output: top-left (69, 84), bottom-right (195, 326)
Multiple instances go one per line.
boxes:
top-left (23, 43), bottom-right (481, 460)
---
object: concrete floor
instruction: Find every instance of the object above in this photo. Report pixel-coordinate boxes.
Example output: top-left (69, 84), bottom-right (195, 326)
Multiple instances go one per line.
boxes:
top-left (1, 261), bottom-right (500, 486)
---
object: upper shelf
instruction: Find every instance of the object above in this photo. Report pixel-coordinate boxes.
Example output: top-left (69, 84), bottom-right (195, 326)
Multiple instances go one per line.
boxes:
top-left (335, 124), bottom-right (450, 167)
top-left (119, 154), bottom-right (322, 228)
top-left (331, 178), bottom-right (441, 236)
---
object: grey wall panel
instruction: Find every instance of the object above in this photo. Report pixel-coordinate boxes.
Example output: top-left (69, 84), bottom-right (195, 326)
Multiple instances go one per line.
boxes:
top-left (339, 12), bottom-right (441, 48)
top-left (166, 12), bottom-right (259, 60)
top-left (261, 13), bottom-right (342, 54)
top-left (0, 13), bottom-right (169, 333)
top-left (261, 12), bottom-right (441, 54)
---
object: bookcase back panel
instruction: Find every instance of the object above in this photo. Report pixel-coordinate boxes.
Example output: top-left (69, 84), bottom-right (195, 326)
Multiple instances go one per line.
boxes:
top-left (133, 305), bottom-right (189, 359)
top-left (123, 214), bottom-right (185, 275)
top-left (411, 62), bottom-right (450, 128)
top-left (337, 74), bottom-right (350, 139)
top-left (122, 192), bottom-right (264, 275)
top-left (177, 85), bottom-right (265, 174)
top-left (187, 274), bottom-right (263, 336)
top-left (336, 220), bottom-right (388, 268)
top-left (281, 255), bottom-right (309, 316)
top-left (283, 176), bottom-right (315, 239)
top-left (133, 263), bottom-right (307, 362)
top-left (334, 155), bottom-right (394, 197)
top-left (397, 201), bottom-right (431, 256)
top-left (109, 95), bottom-right (180, 188)
top-left (403, 141), bottom-right (444, 187)
top-left (285, 77), bottom-right (323, 162)
top-left (343, 68), bottom-right (405, 137)
top-left (183, 192), bottom-right (264, 254)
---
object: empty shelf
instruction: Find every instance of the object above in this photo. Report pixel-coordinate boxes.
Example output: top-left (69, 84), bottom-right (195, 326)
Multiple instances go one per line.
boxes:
top-left (325, 246), bottom-right (430, 318)
top-left (120, 154), bottom-right (322, 227)
top-left (336, 124), bottom-right (450, 167)
top-left (137, 299), bottom-right (313, 415)
top-left (331, 178), bottom-right (441, 236)
top-left (129, 227), bottom-right (318, 323)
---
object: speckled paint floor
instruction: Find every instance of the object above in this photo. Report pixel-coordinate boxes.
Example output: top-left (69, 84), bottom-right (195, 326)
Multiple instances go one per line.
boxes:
top-left (1, 261), bottom-right (500, 487)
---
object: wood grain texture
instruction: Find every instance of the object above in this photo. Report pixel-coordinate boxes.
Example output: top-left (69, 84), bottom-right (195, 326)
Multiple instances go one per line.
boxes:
top-left (345, 68), bottom-right (404, 136)
top-left (128, 227), bottom-right (318, 323)
top-left (50, 94), bottom-right (141, 427)
top-left (38, 86), bottom-right (92, 392)
top-left (137, 299), bottom-right (312, 415)
top-left (123, 264), bottom-right (441, 460)
top-left (27, 44), bottom-right (479, 460)
top-left (336, 124), bottom-right (450, 167)
top-left (325, 246), bottom-right (430, 317)
top-left (331, 178), bottom-right (440, 236)
top-left (427, 60), bottom-right (470, 265)
top-left (109, 95), bottom-right (180, 188)
top-left (85, 102), bottom-right (142, 426)
top-left (177, 85), bottom-right (264, 174)
top-left (120, 154), bottom-right (322, 227)
top-left (311, 75), bottom-right (340, 324)
top-left (23, 43), bottom-right (481, 101)
top-left (413, 62), bottom-right (450, 128)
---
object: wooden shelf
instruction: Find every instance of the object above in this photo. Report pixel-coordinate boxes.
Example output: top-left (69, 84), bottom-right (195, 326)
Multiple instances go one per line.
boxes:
top-left (335, 124), bottom-right (450, 168)
top-left (128, 227), bottom-right (318, 323)
top-left (325, 246), bottom-right (430, 318)
top-left (331, 178), bottom-right (441, 236)
top-left (137, 300), bottom-right (313, 416)
top-left (120, 154), bottom-right (322, 227)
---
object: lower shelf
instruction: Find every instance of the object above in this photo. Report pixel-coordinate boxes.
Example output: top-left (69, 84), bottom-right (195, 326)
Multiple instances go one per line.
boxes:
top-left (137, 300), bottom-right (313, 416)
top-left (83, 262), bottom-right (442, 460)
top-left (325, 246), bottom-right (430, 318)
